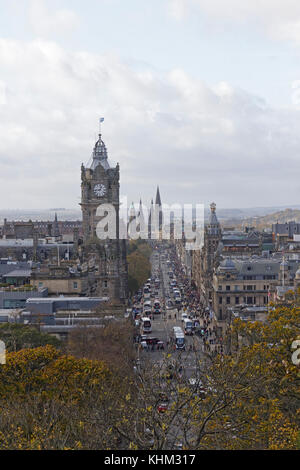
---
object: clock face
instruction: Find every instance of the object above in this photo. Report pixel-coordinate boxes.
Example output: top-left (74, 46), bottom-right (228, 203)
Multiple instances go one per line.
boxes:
top-left (94, 184), bottom-right (107, 197)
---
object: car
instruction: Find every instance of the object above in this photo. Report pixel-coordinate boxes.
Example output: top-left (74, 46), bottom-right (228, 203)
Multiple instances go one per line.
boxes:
top-left (157, 402), bottom-right (168, 413)
top-left (174, 443), bottom-right (183, 450)
top-left (140, 336), bottom-right (159, 345)
top-left (157, 393), bottom-right (169, 413)
top-left (148, 337), bottom-right (159, 344)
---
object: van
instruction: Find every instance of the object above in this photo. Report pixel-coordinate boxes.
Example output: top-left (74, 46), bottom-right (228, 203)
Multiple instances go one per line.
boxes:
top-left (141, 317), bottom-right (152, 334)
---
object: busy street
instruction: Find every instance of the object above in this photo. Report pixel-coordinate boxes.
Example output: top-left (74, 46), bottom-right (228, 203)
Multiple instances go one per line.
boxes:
top-left (131, 244), bottom-right (225, 380)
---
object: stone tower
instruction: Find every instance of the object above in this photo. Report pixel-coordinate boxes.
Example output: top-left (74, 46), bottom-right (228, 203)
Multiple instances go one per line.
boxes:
top-left (80, 132), bottom-right (127, 302)
top-left (53, 213), bottom-right (60, 238)
top-left (202, 203), bottom-right (222, 302)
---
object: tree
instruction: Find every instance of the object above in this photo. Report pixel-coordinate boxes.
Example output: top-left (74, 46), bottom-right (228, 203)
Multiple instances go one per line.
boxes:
top-left (0, 323), bottom-right (61, 352)
top-left (0, 346), bottom-right (134, 450)
top-left (67, 320), bottom-right (136, 379)
top-left (127, 240), bottom-right (152, 295)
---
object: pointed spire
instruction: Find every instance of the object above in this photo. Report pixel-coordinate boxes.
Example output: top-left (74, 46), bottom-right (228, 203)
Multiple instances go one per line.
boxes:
top-left (137, 198), bottom-right (146, 239)
top-left (129, 202), bottom-right (136, 222)
top-left (138, 198), bottom-right (143, 217)
top-left (53, 212), bottom-right (60, 237)
top-left (148, 199), bottom-right (154, 240)
top-left (155, 186), bottom-right (162, 207)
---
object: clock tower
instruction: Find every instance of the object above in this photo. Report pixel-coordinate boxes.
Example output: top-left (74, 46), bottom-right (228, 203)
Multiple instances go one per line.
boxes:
top-left (80, 132), bottom-right (127, 302)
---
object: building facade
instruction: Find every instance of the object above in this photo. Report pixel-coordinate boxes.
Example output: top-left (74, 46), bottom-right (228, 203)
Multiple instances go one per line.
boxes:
top-left (212, 256), bottom-right (300, 323)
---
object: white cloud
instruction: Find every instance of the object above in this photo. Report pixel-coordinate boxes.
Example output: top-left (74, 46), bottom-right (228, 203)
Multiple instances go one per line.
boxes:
top-left (0, 80), bottom-right (7, 105)
top-left (167, 0), bottom-right (189, 21)
top-left (167, 0), bottom-right (300, 44)
top-left (0, 38), bottom-right (300, 209)
top-left (29, 0), bottom-right (80, 36)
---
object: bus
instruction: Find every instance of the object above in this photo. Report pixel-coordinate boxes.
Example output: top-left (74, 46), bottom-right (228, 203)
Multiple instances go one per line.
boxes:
top-left (183, 318), bottom-right (193, 335)
top-left (141, 317), bottom-right (152, 334)
top-left (172, 326), bottom-right (185, 350)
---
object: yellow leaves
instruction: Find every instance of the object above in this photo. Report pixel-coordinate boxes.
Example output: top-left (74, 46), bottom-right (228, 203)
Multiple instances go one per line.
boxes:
top-left (129, 442), bottom-right (138, 450)
top-left (125, 393), bottom-right (131, 402)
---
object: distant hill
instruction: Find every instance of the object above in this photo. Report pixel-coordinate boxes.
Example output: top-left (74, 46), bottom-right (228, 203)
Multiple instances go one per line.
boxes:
top-left (228, 208), bottom-right (300, 230)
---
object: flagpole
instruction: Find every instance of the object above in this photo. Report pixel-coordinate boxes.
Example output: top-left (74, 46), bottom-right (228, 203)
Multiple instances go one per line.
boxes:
top-left (99, 117), bottom-right (104, 136)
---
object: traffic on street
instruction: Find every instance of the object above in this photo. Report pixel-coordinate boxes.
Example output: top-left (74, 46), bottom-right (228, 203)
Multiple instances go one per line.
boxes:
top-left (130, 244), bottom-right (225, 380)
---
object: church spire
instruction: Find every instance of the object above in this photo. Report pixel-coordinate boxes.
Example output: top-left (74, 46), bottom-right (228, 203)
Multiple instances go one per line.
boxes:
top-left (53, 212), bottom-right (60, 238)
top-left (155, 186), bottom-right (162, 207)
top-left (155, 186), bottom-right (163, 233)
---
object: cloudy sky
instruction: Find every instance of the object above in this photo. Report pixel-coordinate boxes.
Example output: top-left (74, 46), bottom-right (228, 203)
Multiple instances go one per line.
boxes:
top-left (1, 0), bottom-right (300, 210)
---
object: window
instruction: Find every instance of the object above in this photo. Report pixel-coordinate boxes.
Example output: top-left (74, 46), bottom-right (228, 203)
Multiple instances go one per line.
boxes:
top-left (73, 282), bottom-right (78, 289)
top-left (247, 297), bottom-right (253, 304)
top-left (234, 285), bottom-right (239, 291)
top-left (235, 297), bottom-right (239, 305)
top-left (219, 297), bottom-right (222, 305)
top-left (218, 285), bottom-right (222, 291)
top-left (226, 285), bottom-right (230, 291)
top-left (4, 300), bottom-right (26, 308)
top-left (226, 297), bottom-right (231, 305)
top-left (38, 282), bottom-right (43, 288)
